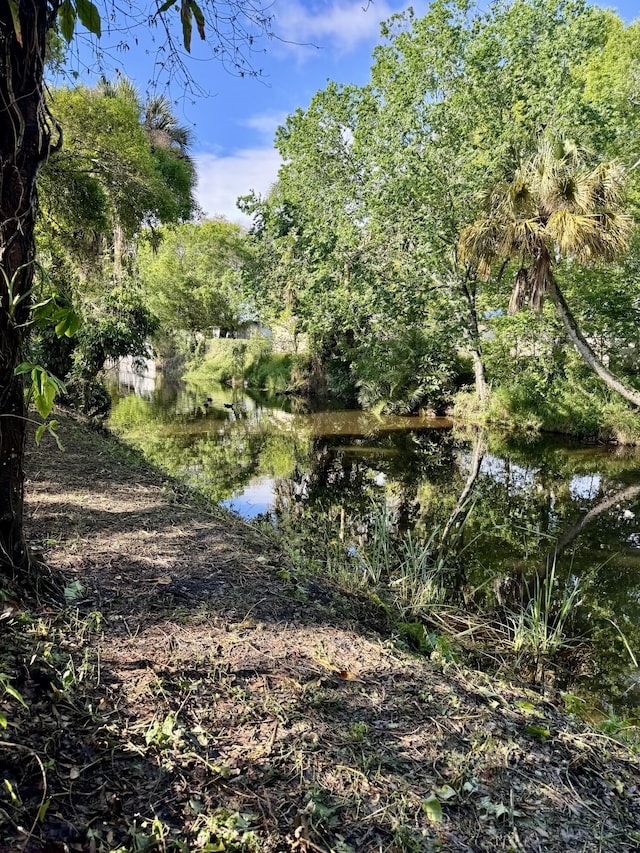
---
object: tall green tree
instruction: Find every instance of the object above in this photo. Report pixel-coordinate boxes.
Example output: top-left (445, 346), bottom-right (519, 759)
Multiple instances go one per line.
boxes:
top-left (0, 0), bottom-right (273, 576)
top-left (34, 80), bottom-right (196, 398)
top-left (249, 0), bottom-right (622, 407)
top-left (243, 82), bottom-right (459, 408)
top-left (137, 219), bottom-right (249, 341)
top-left (39, 82), bottom-right (195, 258)
top-left (365, 0), bottom-right (618, 399)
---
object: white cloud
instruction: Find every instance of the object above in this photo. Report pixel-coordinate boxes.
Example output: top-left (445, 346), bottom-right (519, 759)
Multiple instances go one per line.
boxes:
top-left (194, 147), bottom-right (282, 224)
top-left (242, 111), bottom-right (289, 141)
top-left (274, 0), bottom-right (394, 56)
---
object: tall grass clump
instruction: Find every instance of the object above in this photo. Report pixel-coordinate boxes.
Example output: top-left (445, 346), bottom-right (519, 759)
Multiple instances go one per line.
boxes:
top-left (508, 562), bottom-right (582, 666)
top-left (388, 530), bottom-right (451, 614)
top-left (333, 504), bottom-right (463, 616)
top-left (600, 399), bottom-right (640, 445)
top-left (272, 501), bottom-right (465, 621)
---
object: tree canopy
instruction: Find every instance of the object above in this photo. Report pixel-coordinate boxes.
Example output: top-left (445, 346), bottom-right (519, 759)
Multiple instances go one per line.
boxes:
top-left (244, 0), bottom-right (640, 412)
top-left (137, 219), bottom-right (249, 339)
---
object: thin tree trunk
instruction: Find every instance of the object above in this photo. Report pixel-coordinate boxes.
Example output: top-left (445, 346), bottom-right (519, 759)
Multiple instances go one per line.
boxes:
top-left (471, 348), bottom-right (488, 403)
top-left (548, 277), bottom-right (640, 408)
top-left (113, 220), bottom-right (125, 282)
top-left (439, 431), bottom-right (484, 556)
top-left (0, 0), bottom-right (55, 575)
top-left (455, 273), bottom-right (488, 402)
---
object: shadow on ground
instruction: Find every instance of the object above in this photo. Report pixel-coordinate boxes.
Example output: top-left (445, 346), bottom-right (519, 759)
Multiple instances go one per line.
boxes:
top-left (0, 414), bottom-right (637, 852)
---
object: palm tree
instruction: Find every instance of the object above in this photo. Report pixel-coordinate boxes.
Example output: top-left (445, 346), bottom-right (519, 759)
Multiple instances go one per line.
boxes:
top-left (143, 94), bottom-right (194, 166)
top-left (459, 138), bottom-right (640, 407)
top-left (97, 80), bottom-right (195, 276)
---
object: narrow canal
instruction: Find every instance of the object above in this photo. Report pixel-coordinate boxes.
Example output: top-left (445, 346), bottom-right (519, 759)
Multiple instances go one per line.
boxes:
top-left (109, 368), bottom-right (640, 717)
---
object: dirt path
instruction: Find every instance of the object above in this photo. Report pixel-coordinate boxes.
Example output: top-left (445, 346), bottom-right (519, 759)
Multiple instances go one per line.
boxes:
top-left (1, 413), bottom-right (637, 851)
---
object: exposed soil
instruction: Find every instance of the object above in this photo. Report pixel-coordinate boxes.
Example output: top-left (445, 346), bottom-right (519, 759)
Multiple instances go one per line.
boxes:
top-left (1, 412), bottom-right (639, 852)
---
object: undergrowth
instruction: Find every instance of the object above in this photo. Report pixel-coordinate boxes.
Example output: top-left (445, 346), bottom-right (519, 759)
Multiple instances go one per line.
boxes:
top-left (185, 335), bottom-right (296, 394)
top-left (269, 503), bottom-right (598, 692)
top-left (454, 384), bottom-right (640, 444)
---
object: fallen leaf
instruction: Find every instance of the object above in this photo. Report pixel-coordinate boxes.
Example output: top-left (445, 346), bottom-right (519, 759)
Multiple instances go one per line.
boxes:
top-left (339, 669), bottom-right (362, 682)
top-left (422, 795), bottom-right (443, 823)
top-left (0, 599), bottom-right (20, 620)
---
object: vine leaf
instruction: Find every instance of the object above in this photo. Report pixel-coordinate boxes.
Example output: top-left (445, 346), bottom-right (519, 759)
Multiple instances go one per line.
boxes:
top-left (7, 0), bottom-right (22, 47)
top-left (58, 0), bottom-right (76, 43)
top-left (76, 0), bottom-right (102, 37)
top-left (15, 362), bottom-right (66, 421)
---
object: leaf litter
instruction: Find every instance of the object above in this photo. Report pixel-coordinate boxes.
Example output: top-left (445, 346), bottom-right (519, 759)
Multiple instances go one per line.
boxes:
top-left (0, 412), bottom-right (637, 852)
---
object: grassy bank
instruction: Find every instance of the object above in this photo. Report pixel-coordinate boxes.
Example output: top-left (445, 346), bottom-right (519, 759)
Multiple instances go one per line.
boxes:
top-left (185, 337), bottom-right (296, 395)
top-left (454, 386), bottom-right (640, 445)
top-left (2, 413), bottom-right (638, 852)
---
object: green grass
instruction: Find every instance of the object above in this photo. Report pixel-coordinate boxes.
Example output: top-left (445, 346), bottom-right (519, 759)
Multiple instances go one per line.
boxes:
top-left (184, 336), bottom-right (294, 393)
top-left (454, 381), bottom-right (640, 445)
top-left (508, 562), bottom-right (582, 663)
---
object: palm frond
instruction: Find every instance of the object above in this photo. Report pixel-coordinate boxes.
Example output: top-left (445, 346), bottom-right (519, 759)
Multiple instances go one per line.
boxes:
top-left (529, 250), bottom-right (552, 313)
top-left (545, 210), bottom-right (599, 255)
top-left (508, 267), bottom-right (530, 314)
top-left (460, 136), bottom-right (631, 312)
top-left (512, 218), bottom-right (544, 255)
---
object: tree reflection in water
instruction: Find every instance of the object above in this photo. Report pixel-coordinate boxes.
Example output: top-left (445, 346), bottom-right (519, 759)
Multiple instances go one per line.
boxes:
top-left (109, 380), bottom-right (640, 713)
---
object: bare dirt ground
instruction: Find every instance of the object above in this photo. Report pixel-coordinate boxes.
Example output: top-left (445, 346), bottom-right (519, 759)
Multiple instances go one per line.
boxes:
top-left (0, 412), bottom-right (638, 852)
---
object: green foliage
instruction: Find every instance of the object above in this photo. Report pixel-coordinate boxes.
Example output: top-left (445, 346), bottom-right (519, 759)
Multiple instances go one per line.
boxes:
top-left (15, 362), bottom-right (65, 421)
top-left (185, 335), bottom-right (294, 393)
top-left (186, 338), bottom-right (245, 385)
top-left (354, 325), bottom-right (461, 414)
top-left (188, 810), bottom-right (260, 852)
top-left (137, 220), bottom-right (249, 344)
top-left (36, 81), bottom-right (195, 306)
top-left (475, 286), bottom-right (640, 441)
top-left (396, 621), bottom-right (440, 655)
top-left (0, 672), bottom-right (28, 711)
top-left (509, 563), bottom-right (582, 664)
top-left (31, 292), bottom-right (81, 340)
top-left (31, 79), bottom-right (197, 420)
top-left (13, 290), bottom-right (81, 442)
top-left (483, 367), bottom-right (640, 443)
top-left (74, 286), bottom-right (158, 378)
top-left (242, 0), bottom-right (640, 415)
top-left (42, 87), bottom-right (149, 241)
top-left (246, 351), bottom-right (293, 395)
top-left (57, 0), bottom-right (98, 41)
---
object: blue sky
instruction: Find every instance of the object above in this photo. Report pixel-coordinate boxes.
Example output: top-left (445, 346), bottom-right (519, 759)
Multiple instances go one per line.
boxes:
top-left (62, 1), bottom-right (639, 223)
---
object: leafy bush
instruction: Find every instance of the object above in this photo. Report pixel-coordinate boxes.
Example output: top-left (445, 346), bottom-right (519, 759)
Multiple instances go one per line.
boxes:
top-left (185, 338), bottom-right (245, 385)
top-left (246, 353), bottom-right (293, 394)
top-left (353, 326), bottom-right (459, 414)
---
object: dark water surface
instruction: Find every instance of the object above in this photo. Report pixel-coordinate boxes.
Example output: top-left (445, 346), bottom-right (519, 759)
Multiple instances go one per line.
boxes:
top-left (109, 373), bottom-right (640, 716)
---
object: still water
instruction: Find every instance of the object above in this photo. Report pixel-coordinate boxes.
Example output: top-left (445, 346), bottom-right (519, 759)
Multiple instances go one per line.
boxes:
top-left (109, 372), bottom-right (640, 716)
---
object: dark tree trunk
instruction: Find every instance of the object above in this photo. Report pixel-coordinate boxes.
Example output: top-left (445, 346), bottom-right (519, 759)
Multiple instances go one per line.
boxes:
top-left (547, 277), bottom-right (640, 409)
top-left (0, 0), bottom-right (56, 575)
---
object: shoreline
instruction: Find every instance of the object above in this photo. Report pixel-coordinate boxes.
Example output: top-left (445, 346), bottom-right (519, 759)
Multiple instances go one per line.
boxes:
top-left (1, 412), bottom-right (637, 851)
